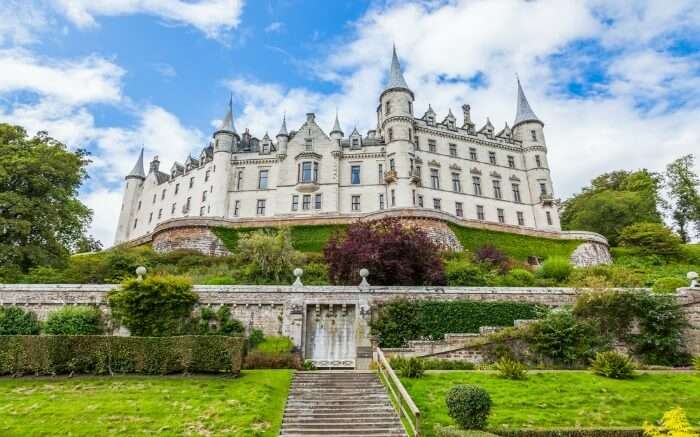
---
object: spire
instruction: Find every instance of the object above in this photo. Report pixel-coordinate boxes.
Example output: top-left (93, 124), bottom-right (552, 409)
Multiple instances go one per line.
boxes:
top-left (217, 94), bottom-right (237, 134)
top-left (276, 113), bottom-right (288, 137)
top-left (513, 77), bottom-right (542, 127)
top-left (127, 148), bottom-right (146, 179)
top-left (385, 44), bottom-right (410, 90)
top-left (330, 110), bottom-right (343, 135)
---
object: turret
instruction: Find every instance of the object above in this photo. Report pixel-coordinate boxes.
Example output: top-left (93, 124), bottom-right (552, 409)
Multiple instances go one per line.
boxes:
top-left (209, 98), bottom-right (237, 217)
top-left (512, 77), bottom-right (545, 147)
top-left (114, 148), bottom-right (146, 244)
top-left (330, 112), bottom-right (344, 142)
top-left (276, 114), bottom-right (289, 157)
top-left (213, 97), bottom-right (237, 153)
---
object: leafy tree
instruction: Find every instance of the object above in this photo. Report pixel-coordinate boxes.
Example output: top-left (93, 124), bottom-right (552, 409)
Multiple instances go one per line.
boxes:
top-left (665, 154), bottom-right (700, 242)
top-left (107, 275), bottom-right (198, 336)
top-left (0, 124), bottom-right (93, 276)
top-left (236, 228), bottom-right (304, 283)
top-left (560, 169), bottom-right (664, 245)
top-left (324, 218), bottom-right (446, 285)
top-left (618, 222), bottom-right (682, 256)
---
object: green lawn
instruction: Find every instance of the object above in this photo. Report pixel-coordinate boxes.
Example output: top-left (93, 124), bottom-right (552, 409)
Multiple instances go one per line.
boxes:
top-left (0, 370), bottom-right (292, 436)
top-left (401, 371), bottom-right (700, 436)
top-left (213, 224), bottom-right (346, 254)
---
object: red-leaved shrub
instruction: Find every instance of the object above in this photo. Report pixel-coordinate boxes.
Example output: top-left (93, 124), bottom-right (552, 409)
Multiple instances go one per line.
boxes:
top-left (324, 218), bottom-right (446, 286)
top-left (473, 244), bottom-right (509, 272)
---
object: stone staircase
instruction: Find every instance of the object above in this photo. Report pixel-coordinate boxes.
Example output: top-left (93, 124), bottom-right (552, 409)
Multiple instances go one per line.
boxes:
top-left (280, 371), bottom-right (407, 437)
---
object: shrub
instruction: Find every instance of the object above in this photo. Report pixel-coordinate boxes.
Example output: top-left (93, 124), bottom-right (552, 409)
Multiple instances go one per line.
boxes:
top-left (191, 306), bottom-right (245, 336)
top-left (0, 335), bottom-right (245, 375)
top-left (590, 351), bottom-right (636, 379)
top-left (693, 356), bottom-right (700, 371)
top-left (243, 351), bottom-right (300, 369)
top-left (501, 268), bottom-right (536, 286)
top-left (446, 258), bottom-right (496, 286)
top-left (324, 217), bottom-right (446, 286)
top-left (302, 359), bottom-right (316, 371)
top-left (402, 357), bottom-right (425, 378)
top-left (652, 277), bottom-right (688, 294)
top-left (643, 407), bottom-right (697, 437)
top-left (538, 257), bottom-right (573, 282)
top-left (618, 223), bottom-right (683, 257)
top-left (434, 424), bottom-right (500, 437)
top-left (445, 384), bottom-right (492, 430)
top-left (494, 357), bottom-right (528, 380)
top-left (235, 228), bottom-right (304, 283)
top-left (44, 306), bottom-right (103, 335)
top-left (422, 359), bottom-right (476, 370)
top-left (247, 329), bottom-right (265, 350)
top-left (107, 275), bottom-right (198, 336)
top-left (474, 245), bottom-right (509, 272)
top-left (0, 306), bottom-right (41, 335)
top-left (302, 262), bottom-right (330, 285)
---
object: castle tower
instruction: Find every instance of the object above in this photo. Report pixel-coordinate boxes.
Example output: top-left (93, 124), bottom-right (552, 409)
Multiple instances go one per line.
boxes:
top-left (114, 148), bottom-right (146, 244)
top-left (512, 78), bottom-right (559, 230)
top-left (209, 99), bottom-right (237, 217)
top-left (276, 114), bottom-right (289, 157)
top-left (378, 45), bottom-right (415, 208)
top-left (330, 112), bottom-right (344, 142)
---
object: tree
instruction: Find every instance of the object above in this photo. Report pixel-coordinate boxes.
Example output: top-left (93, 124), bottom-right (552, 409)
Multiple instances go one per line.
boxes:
top-left (665, 154), bottom-right (700, 243)
top-left (235, 228), bottom-right (304, 283)
top-left (0, 124), bottom-right (93, 277)
top-left (618, 222), bottom-right (682, 256)
top-left (560, 169), bottom-right (664, 245)
top-left (324, 218), bottom-right (446, 285)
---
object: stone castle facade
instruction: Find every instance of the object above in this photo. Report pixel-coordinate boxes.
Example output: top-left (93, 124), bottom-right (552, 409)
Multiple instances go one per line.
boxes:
top-left (114, 47), bottom-right (562, 245)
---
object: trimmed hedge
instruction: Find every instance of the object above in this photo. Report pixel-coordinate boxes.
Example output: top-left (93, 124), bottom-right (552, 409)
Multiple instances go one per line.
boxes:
top-left (494, 429), bottom-right (644, 437)
top-left (0, 335), bottom-right (245, 376)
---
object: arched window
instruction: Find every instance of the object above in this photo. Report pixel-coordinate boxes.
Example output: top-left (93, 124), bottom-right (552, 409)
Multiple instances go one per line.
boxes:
top-left (388, 128), bottom-right (393, 141)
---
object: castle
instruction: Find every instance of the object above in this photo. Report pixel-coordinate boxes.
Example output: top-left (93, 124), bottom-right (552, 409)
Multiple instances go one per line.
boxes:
top-left (115, 47), bottom-right (563, 247)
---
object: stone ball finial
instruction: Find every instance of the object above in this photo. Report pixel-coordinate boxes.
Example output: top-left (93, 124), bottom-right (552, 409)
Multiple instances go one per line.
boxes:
top-left (359, 268), bottom-right (370, 288)
top-left (135, 266), bottom-right (147, 280)
top-left (688, 271), bottom-right (698, 288)
top-left (294, 268), bottom-right (303, 278)
top-left (360, 268), bottom-right (369, 278)
top-left (292, 268), bottom-right (304, 287)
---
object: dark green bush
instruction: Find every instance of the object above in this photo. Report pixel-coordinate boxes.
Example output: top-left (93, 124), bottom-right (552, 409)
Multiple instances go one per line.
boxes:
top-left (191, 306), bottom-right (245, 336)
top-left (445, 384), bottom-right (492, 430)
top-left (445, 259), bottom-right (495, 286)
top-left (494, 357), bottom-right (528, 380)
top-left (107, 275), bottom-right (198, 336)
top-left (0, 335), bottom-right (245, 375)
top-left (247, 329), bottom-right (265, 350)
top-left (651, 277), bottom-right (688, 293)
top-left (538, 257), bottom-right (573, 282)
top-left (0, 306), bottom-right (41, 335)
top-left (43, 306), bottom-right (103, 335)
top-left (589, 351), bottom-right (636, 379)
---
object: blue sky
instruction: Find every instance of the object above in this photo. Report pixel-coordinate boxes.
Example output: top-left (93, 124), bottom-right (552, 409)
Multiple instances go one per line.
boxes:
top-left (1, 0), bottom-right (699, 245)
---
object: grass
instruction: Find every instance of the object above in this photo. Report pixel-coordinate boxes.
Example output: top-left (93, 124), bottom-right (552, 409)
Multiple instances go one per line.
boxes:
top-left (213, 224), bottom-right (346, 254)
top-left (0, 370), bottom-right (292, 436)
top-left (401, 371), bottom-right (700, 436)
top-left (254, 336), bottom-right (295, 353)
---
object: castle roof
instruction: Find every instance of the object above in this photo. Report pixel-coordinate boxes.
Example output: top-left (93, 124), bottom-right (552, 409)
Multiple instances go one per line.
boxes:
top-left (513, 78), bottom-right (542, 127)
top-left (217, 96), bottom-right (237, 134)
top-left (385, 45), bottom-right (410, 91)
top-left (127, 148), bottom-right (146, 179)
top-left (330, 112), bottom-right (343, 135)
top-left (277, 114), bottom-right (288, 137)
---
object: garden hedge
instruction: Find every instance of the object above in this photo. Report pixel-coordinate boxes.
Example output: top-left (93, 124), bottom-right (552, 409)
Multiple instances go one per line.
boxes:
top-left (494, 429), bottom-right (643, 437)
top-left (0, 335), bottom-right (245, 376)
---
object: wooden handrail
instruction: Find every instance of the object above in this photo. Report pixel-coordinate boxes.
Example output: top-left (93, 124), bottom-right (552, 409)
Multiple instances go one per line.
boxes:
top-left (376, 347), bottom-right (421, 436)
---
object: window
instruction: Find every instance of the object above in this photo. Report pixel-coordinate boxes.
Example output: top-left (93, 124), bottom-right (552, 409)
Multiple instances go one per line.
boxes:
top-left (304, 138), bottom-right (313, 151)
top-left (185, 197), bottom-right (191, 211)
top-left (379, 193), bottom-right (385, 209)
top-left (414, 136), bottom-right (420, 149)
top-left (137, 200), bottom-right (142, 211)
top-left (258, 169), bottom-right (269, 189)
top-left (428, 139), bottom-right (436, 153)
top-left (302, 194), bottom-right (311, 210)
top-left (233, 200), bottom-right (240, 217)
top-left (148, 212), bottom-right (153, 224)
top-left (385, 101), bottom-right (391, 114)
top-left (476, 205), bottom-right (484, 220)
top-left (351, 195), bottom-right (361, 211)
top-left (412, 189), bottom-right (416, 205)
top-left (391, 189), bottom-right (396, 206)
top-left (389, 159), bottom-right (395, 171)
top-left (313, 162), bottom-right (319, 181)
top-left (493, 180), bottom-right (502, 199)
top-left (433, 198), bottom-right (442, 210)
top-left (202, 190), bottom-right (207, 202)
top-left (497, 208), bottom-right (505, 223)
top-left (171, 203), bottom-right (176, 214)
top-left (452, 173), bottom-right (462, 192)
top-left (546, 211), bottom-right (553, 225)
top-left (388, 128), bottom-right (393, 141)
top-left (430, 169), bottom-right (440, 189)
top-left (517, 211), bottom-right (525, 226)
top-left (408, 101), bottom-right (413, 114)
top-left (469, 148), bottom-right (477, 160)
top-left (256, 199), bottom-right (266, 215)
top-left (530, 130), bottom-right (537, 141)
top-left (415, 166), bottom-right (422, 185)
top-left (449, 143), bottom-right (457, 157)
top-left (314, 193), bottom-right (322, 209)
top-left (507, 156), bottom-right (515, 168)
top-left (489, 151), bottom-right (497, 165)
top-left (291, 195), bottom-right (299, 211)
top-left (152, 194), bottom-right (156, 204)
top-left (535, 155), bottom-right (542, 168)
top-left (300, 162), bottom-right (314, 183)
top-left (472, 176), bottom-right (482, 196)
top-left (161, 189), bottom-right (166, 200)
top-left (408, 128), bottom-right (412, 142)
top-left (158, 209), bottom-right (162, 219)
top-left (175, 183), bottom-right (180, 194)
top-left (540, 182), bottom-right (547, 195)
top-left (199, 206), bottom-right (205, 216)
top-left (351, 138), bottom-right (360, 149)
top-left (235, 170), bottom-right (243, 190)
top-left (205, 169), bottom-right (210, 182)
top-left (456, 202), bottom-right (463, 217)
top-left (189, 177), bottom-right (194, 188)
top-left (351, 165), bottom-right (361, 185)
top-left (417, 195), bottom-right (424, 207)
top-left (378, 163), bottom-right (384, 183)
top-left (512, 184), bottom-right (521, 203)
top-left (133, 218), bottom-right (138, 228)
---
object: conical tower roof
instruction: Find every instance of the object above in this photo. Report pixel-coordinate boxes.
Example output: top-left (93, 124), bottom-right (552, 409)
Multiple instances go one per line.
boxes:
top-left (276, 114), bottom-right (288, 137)
top-left (330, 111), bottom-right (343, 135)
top-left (513, 77), bottom-right (542, 127)
top-left (385, 44), bottom-right (410, 90)
top-left (127, 148), bottom-right (146, 179)
top-left (217, 95), bottom-right (237, 134)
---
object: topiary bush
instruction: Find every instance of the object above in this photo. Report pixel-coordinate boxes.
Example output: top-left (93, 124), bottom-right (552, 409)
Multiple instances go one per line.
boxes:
top-left (445, 384), bottom-right (492, 430)
top-left (494, 357), bottom-right (528, 380)
top-left (590, 351), bottom-right (636, 379)
top-left (651, 277), bottom-right (688, 294)
top-left (0, 306), bottom-right (41, 335)
top-left (107, 275), bottom-right (198, 336)
top-left (538, 256), bottom-right (573, 282)
top-left (43, 306), bottom-right (103, 335)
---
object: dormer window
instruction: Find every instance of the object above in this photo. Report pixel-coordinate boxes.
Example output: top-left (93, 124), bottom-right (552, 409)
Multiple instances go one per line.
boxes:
top-left (427, 114), bottom-right (435, 125)
top-left (448, 119), bottom-right (455, 129)
top-left (262, 143), bottom-right (270, 154)
top-left (351, 138), bottom-right (360, 149)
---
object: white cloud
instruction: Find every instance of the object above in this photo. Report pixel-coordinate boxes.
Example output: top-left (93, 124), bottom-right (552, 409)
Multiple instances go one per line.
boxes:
top-left (82, 187), bottom-right (124, 246)
top-left (152, 62), bottom-right (177, 78)
top-left (265, 21), bottom-right (282, 33)
top-left (49, 0), bottom-right (245, 39)
top-left (0, 0), bottom-right (49, 46)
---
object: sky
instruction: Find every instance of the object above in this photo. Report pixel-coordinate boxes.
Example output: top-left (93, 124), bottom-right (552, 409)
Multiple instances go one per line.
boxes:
top-left (1, 0), bottom-right (699, 246)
